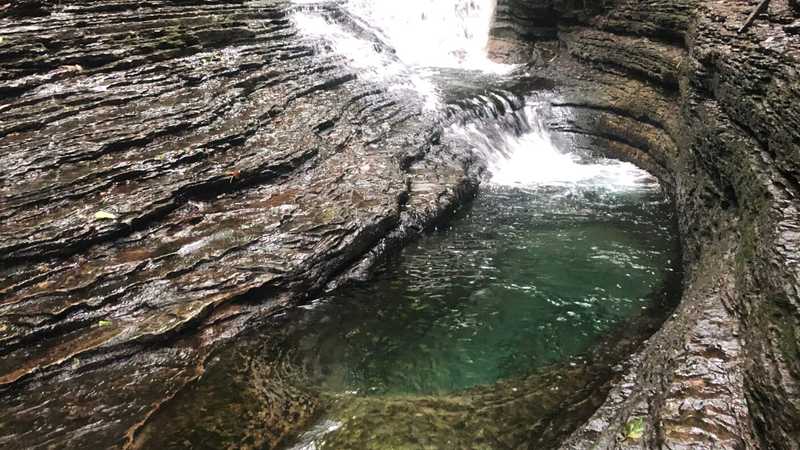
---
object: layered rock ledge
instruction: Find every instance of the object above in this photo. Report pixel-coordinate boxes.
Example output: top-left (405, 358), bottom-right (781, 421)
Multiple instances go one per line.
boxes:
top-left (490, 0), bottom-right (800, 448)
top-left (0, 1), bottom-right (494, 447)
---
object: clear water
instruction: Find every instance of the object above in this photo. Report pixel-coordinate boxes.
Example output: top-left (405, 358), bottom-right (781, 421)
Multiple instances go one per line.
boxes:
top-left (280, 0), bottom-right (680, 444)
top-left (283, 120), bottom-right (678, 395)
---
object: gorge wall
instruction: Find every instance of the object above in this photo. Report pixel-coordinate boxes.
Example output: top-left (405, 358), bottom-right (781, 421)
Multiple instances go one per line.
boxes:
top-left (489, 0), bottom-right (800, 448)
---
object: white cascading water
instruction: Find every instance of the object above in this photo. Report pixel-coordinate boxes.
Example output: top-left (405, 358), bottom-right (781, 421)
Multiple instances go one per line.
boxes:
top-left (291, 0), bottom-right (511, 110)
top-left (291, 0), bottom-right (659, 193)
top-left (449, 102), bottom-right (658, 191)
top-left (290, 9), bottom-right (440, 110)
top-left (337, 0), bottom-right (506, 71)
top-left (293, 0), bottom-right (508, 71)
top-left (489, 130), bottom-right (656, 190)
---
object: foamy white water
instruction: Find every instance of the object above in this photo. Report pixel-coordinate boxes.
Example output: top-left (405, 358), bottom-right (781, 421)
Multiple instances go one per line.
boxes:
top-left (292, 1), bottom-right (657, 191)
top-left (291, 10), bottom-right (442, 109)
top-left (341, 0), bottom-right (508, 72)
top-left (449, 102), bottom-right (660, 192)
top-left (487, 131), bottom-right (657, 190)
top-left (291, 0), bottom-right (512, 109)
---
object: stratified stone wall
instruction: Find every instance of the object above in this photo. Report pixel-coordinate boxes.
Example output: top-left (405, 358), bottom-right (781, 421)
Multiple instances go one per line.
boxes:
top-left (0, 1), bottom-right (485, 447)
top-left (490, 1), bottom-right (800, 449)
top-left (492, 0), bottom-right (557, 41)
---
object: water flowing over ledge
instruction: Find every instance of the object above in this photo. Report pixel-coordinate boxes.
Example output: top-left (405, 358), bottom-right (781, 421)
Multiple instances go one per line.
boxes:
top-left (452, 99), bottom-right (660, 192)
top-left (291, 0), bottom-right (514, 110)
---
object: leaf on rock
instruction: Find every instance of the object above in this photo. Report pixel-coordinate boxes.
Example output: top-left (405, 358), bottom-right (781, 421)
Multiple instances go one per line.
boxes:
top-left (98, 320), bottom-right (113, 327)
top-left (624, 417), bottom-right (645, 441)
top-left (95, 211), bottom-right (118, 220)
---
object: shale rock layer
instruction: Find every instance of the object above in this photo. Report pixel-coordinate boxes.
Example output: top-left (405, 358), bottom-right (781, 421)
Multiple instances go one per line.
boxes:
top-left (0, 1), bottom-right (484, 447)
top-left (490, 0), bottom-right (800, 448)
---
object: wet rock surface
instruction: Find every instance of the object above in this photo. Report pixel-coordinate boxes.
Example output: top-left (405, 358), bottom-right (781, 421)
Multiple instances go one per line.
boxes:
top-left (0, 1), bottom-right (496, 447)
top-left (491, 0), bottom-right (800, 448)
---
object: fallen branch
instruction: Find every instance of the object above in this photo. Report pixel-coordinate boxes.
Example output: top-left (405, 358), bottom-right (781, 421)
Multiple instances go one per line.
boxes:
top-left (738, 0), bottom-right (771, 34)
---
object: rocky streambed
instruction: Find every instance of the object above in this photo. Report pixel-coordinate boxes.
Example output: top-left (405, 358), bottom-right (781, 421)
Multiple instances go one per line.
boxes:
top-left (1, 0), bottom-right (799, 449)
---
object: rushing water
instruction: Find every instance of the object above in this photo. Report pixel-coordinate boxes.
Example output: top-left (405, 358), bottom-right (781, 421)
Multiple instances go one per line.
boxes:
top-left (331, 0), bottom-right (504, 70)
top-left (293, 0), bottom-right (506, 71)
top-left (292, 0), bottom-right (513, 110)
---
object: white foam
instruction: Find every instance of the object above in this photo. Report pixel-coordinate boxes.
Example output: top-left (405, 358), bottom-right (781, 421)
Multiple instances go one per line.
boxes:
top-left (341, 0), bottom-right (511, 73)
top-left (449, 103), bottom-right (659, 192)
top-left (291, 8), bottom-right (442, 109)
top-left (489, 132), bottom-right (656, 190)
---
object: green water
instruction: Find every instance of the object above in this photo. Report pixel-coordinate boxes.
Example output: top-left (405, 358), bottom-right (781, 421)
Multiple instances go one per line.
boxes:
top-left (133, 152), bottom-right (681, 450)
top-left (287, 178), bottom-right (679, 396)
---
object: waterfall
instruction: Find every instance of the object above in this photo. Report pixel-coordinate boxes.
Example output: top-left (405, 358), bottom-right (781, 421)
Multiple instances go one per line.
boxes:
top-left (338, 0), bottom-right (504, 71)
top-left (292, 0), bottom-right (658, 193)
top-left (448, 100), bottom-right (659, 192)
top-left (291, 0), bottom-right (511, 109)
top-left (293, 0), bottom-right (506, 72)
